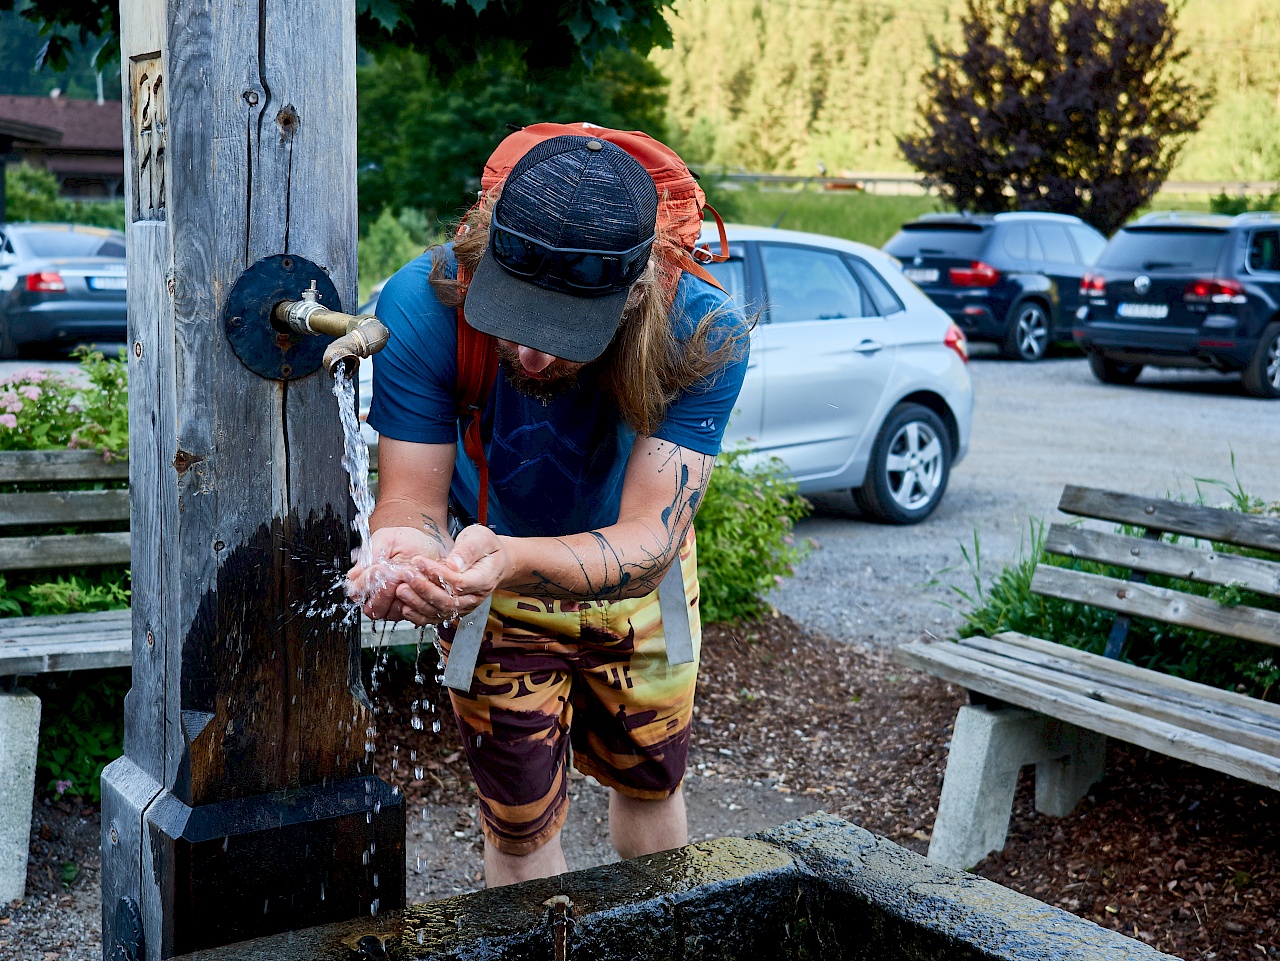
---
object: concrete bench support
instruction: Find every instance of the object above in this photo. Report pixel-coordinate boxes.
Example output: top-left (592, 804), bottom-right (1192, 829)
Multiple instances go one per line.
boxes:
top-left (927, 704), bottom-right (1105, 870)
top-left (0, 689), bottom-right (41, 903)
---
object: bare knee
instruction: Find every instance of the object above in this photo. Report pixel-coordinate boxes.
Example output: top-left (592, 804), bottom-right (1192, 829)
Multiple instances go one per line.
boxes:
top-left (610, 788), bottom-right (687, 860)
top-left (484, 832), bottom-right (568, 887)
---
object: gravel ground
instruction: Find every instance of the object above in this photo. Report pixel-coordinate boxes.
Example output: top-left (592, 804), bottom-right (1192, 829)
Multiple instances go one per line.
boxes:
top-left (770, 350), bottom-right (1280, 649)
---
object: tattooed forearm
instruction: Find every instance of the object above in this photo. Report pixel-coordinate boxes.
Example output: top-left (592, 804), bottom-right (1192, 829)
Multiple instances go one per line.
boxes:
top-left (419, 513), bottom-right (447, 553)
top-left (502, 441), bottom-right (715, 601)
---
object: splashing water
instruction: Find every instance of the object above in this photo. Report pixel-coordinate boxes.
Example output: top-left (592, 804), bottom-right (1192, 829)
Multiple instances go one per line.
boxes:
top-left (332, 366), bottom-right (376, 571)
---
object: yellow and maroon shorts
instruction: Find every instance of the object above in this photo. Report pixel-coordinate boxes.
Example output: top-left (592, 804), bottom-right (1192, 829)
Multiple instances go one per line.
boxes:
top-left (439, 530), bottom-right (701, 855)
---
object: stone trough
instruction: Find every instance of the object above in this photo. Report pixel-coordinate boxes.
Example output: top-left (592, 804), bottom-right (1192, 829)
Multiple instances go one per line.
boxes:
top-left (173, 814), bottom-right (1177, 961)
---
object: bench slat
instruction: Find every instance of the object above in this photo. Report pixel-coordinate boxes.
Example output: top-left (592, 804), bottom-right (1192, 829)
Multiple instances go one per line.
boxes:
top-left (1032, 564), bottom-right (1280, 648)
top-left (0, 450), bottom-right (130, 483)
top-left (0, 532), bottom-right (131, 571)
top-left (1, 609), bottom-right (430, 675)
top-left (984, 632), bottom-right (1280, 730)
top-left (1058, 486), bottom-right (1280, 554)
top-left (895, 640), bottom-right (1280, 790)
top-left (951, 638), bottom-right (1280, 756)
top-left (1045, 524), bottom-right (1280, 599)
top-left (0, 489), bottom-right (131, 527)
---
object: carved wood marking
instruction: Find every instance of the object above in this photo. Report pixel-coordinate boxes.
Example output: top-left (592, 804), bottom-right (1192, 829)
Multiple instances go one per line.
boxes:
top-left (130, 55), bottom-right (166, 221)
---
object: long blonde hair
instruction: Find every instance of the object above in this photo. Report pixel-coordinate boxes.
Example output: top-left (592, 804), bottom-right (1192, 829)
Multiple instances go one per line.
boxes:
top-left (430, 191), bottom-right (747, 436)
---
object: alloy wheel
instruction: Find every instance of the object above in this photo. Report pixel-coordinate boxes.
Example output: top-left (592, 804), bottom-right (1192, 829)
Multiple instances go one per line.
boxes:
top-left (1015, 304), bottom-right (1049, 360)
top-left (1267, 330), bottom-right (1280, 391)
top-left (884, 420), bottom-right (945, 511)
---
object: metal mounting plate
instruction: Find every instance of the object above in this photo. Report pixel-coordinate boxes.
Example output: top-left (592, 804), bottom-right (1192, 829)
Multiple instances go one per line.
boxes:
top-left (223, 254), bottom-right (340, 380)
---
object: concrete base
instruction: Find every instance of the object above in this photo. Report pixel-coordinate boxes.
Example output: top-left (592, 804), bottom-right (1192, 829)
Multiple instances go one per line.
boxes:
top-left (0, 688), bottom-right (41, 904)
top-left (928, 704), bottom-right (1106, 870)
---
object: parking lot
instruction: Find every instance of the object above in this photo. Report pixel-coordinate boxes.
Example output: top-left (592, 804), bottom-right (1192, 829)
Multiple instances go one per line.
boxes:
top-left (771, 351), bottom-right (1280, 648)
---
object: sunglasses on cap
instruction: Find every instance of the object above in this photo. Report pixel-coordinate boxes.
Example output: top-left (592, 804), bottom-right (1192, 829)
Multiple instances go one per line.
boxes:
top-left (490, 209), bottom-right (655, 295)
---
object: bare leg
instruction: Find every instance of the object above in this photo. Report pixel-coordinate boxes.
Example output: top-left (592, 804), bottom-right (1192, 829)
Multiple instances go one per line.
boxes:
top-left (483, 829), bottom-right (568, 887)
top-left (609, 787), bottom-right (687, 860)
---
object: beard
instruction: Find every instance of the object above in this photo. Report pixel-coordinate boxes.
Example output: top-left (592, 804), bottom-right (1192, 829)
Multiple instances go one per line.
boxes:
top-left (495, 341), bottom-right (585, 403)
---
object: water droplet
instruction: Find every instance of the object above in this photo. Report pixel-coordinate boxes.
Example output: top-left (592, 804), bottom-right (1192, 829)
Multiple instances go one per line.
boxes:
top-left (432, 719), bottom-right (442, 733)
top-left (417, 929), bottom-right (425, 945)
top-left (415, 766), bottom-right (424, 779)
top-left (373, 873), bottom-right (379, 888)
top-left (362, 850), bottom-right (370, 865)
top-left (411, 717), bottom-right (424, 730)
top-left (370, 899), bottom-right (380, 916)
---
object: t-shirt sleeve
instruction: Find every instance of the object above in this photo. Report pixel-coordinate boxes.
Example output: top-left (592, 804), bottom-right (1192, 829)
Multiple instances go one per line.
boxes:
top-left (365, 249), bottom-right (461, 445)
top-left (651, 273), bottom-right (751, 456)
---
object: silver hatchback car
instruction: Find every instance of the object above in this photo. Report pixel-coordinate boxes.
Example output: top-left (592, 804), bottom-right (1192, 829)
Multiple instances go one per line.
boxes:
top-left (699, 225), bottom-right (973, 524)
top-left (358, 225), bottom-right (974, 524)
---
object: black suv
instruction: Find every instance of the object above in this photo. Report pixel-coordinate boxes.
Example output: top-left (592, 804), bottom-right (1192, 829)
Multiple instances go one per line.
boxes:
top-left (1075, 212), bottom-right (1280, 398)
top-left (883, 212), bottom-right (1107, 361)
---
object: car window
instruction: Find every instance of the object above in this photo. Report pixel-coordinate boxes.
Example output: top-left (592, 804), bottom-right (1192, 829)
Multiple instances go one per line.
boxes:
top-left (1033, 223), bottom-right (1077, 264)
top-left (702, 257), bottom-right (747, 306)
top-left (847, 258), bottom-right (904, 315)
top-left (1097, 229), bottom-right (1229, 272)
top-left (18, 229), bottom-right (125, 259)
top-left (884, 226), bottom-right (988, 259)
top-left (1068, 225), bottom-right (1107, 266)
top-left (759, 245), bottom-right (866, 322)
top-left (1002, 224), bottom-right (1044, 261)
top-left (1247, 230), bottom-right (1280, 272)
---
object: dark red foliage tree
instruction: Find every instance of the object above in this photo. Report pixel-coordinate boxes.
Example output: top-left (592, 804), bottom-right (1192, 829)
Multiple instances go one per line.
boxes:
top-left (899, 0), bottom-right (1208, 234)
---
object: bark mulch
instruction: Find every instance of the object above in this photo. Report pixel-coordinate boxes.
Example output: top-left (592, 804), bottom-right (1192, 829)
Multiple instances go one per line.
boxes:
top-left (258, 619), bottom-right (1280, 960)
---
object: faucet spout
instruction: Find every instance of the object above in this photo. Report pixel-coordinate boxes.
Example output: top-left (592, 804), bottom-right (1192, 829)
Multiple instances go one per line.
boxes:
top-left (273, 281), bottom-right (390, 377)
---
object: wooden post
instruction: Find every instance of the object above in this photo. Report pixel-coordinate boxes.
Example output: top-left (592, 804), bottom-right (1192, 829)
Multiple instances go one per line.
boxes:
top-left (100, 2), bottom-right (404, 958)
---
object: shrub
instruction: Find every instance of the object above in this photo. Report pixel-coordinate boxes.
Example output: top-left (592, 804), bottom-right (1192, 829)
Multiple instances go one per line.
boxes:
top-left (951, 476), bottom-right (1280, 701)
top-left (696, 445), bottom-right (810, 624)
top-left (358, 207), bottom-right (429, 302)
top-left (4, 163), bottom-right (126, 231)
top-left (0, 346), bottom-right (128, 454)
top-left (29, 669), bottom-right (128, 803)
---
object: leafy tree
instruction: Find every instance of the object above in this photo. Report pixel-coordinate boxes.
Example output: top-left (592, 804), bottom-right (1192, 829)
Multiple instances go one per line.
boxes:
top-left (5, 163), bottom-right (125, 228)
top-left (357, 45), bottom-right (668, 224)
top-left (899, 0), bottom-right (1208, 234)
top-left (2, 0), bottom-right (675, 76)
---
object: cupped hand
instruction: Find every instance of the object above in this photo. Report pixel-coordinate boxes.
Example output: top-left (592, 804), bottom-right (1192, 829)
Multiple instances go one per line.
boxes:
top-left (396, 525), bottom-right (508, 625)
top-left (347, 525), bottom-right (449, 624)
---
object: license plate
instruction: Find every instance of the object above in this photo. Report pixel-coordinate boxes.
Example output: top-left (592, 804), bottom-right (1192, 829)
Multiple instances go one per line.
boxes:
top-left (1117, 302), bottom-right (1168, 320)
top-left (88, 275), bottom-right (127, 290)
top-left (903, 268), bottom-right (939, 283)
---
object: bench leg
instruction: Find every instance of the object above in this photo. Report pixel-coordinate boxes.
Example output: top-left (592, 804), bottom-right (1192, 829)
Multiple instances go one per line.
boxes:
top-left (1034, 725), bottom-right (1106, 818)
top-left (0, 688), bottom-right (41, 903)
top-left (927, 704), bottom-right (1105, 870)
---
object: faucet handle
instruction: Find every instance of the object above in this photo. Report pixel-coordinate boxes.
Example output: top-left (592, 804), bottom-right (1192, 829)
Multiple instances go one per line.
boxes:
top-left (301, 279), bottom-right (321, 304)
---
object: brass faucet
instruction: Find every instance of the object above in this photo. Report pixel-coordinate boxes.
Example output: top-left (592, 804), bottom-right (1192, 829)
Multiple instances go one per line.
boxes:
top-left (273, 281), bottom-right (389, 378)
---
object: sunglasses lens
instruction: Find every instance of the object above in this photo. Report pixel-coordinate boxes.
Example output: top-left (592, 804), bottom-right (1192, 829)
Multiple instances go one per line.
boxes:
top-left (562, 253), bottom-right (617, 289)
top-left (492, 227), bottom-right (546, 276)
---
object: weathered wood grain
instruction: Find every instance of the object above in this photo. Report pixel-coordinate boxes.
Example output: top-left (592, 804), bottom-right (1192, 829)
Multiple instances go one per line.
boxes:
top-left (1032, 564), bottom-right (1280, 648)
top-left (949, 639), bottom-right (1280, 756)
top-left (895, 640), bottom-right (1280, 790)
top-left (0, 450), bottom-right (129, 483)
top-left (0, 532), bottom-right (130, 570)
top-left (1058, 485), bottom-right (1280, 554)
top-left (0, 489), bottom-right (130, 527)
top-left (1045, 523), bottom-right (1280, 598)
top-left (984, 632), bottom-right (1280, 730)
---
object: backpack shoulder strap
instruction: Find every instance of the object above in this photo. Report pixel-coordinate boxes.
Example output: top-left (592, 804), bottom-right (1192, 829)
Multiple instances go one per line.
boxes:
top-left (455, 302), bottom-right (498, 528)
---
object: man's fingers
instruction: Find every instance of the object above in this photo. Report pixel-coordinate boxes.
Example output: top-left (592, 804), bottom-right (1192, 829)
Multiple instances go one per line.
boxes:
top-left (446, 525), bottom-right (500, 572)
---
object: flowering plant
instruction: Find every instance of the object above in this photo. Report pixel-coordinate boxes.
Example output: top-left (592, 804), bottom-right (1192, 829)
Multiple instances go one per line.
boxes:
top-left (0, 348), bottom-right (129, 456)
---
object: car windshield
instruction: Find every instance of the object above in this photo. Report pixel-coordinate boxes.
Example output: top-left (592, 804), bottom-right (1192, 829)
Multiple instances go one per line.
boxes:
top-left (1097, 229), bottom-right (1228, 272)
top-left (884, 225), bottom-right (988, 259)
top-left (18, 229), bottom-right (124, 259)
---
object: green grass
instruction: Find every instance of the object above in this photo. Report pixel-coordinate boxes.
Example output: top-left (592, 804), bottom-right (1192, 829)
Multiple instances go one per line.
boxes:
top-left (703, 183), bottom-right (946, 248)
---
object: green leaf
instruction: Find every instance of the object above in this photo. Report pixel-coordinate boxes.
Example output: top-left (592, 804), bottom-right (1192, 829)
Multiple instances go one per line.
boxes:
top-left (357, 0), bottom-right (403, 32)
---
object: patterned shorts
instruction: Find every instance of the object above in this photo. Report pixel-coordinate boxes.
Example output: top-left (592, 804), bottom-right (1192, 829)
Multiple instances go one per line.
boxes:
top-left (440, 530), bottom-right (701, 855)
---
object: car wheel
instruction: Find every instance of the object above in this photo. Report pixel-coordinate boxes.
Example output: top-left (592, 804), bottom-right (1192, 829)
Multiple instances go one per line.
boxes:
top-left (1001, 301), bottom-right (1051, 361)
top-left (1088, 351), bottom-right (1144, 386)
top-left (1241, 321), bottom-right (1280, 399)
top-left (853, 403), bottom-right (951, 525)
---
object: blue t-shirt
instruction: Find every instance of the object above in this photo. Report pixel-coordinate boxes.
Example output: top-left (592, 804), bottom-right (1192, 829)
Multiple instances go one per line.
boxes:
top-left (367, 246), bottom-right (749, 538)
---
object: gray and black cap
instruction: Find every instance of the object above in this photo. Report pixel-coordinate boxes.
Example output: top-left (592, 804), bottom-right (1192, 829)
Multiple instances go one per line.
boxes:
top-left (465, 135), bottom-right (659, 363)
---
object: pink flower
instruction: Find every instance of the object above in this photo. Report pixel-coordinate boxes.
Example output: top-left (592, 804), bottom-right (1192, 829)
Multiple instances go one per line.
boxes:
top-left (0, 414), bottom-right (15, 429)
top-left (19, 385), bottom-right (40, 401)
top-left (55, 779), bottom-right (73, 795)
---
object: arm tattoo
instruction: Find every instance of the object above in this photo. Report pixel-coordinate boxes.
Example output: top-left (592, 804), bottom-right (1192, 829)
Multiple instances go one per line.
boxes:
top-left (419, 513), bottom-right (447, 554)
top-left (506, 445), bottom-right (715, 601)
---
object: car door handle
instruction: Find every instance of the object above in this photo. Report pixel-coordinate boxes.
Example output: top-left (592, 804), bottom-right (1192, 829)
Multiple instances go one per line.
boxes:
top-left (850, 339), bottom-right (883, 354)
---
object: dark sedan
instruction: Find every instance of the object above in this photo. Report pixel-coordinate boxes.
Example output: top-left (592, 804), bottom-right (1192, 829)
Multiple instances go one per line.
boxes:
top-left (0, 223), bottom-right (127, 358)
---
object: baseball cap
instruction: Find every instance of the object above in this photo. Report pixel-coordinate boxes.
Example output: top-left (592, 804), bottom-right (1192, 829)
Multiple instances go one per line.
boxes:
top-left (464, 135), bottom-right (659, 363)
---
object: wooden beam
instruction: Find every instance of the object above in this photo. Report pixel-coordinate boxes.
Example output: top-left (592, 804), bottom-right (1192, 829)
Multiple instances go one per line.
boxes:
top-left (949, 639), bottom-right (1280, 756)
top-left (0, 450), bottom-right (130, 483)
top-left (1045, 524), bottom-right (1280, 599)
top-left (983, 632), bottom-right (1280, 730)
top-left (894, 640), bottom-right (1280, 790)
top-left (1032, 564), bottom-right (1280, 648)
top-left (0, 490), bottom-right (131, 527)
top-left (1058, 486), bottom-right (1280, 554)
top-left (0, 532), bottom-right (130, 570)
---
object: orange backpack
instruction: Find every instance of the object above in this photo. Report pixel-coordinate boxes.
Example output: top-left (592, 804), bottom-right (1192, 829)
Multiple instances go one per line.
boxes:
top-left (454, 123), bottom-right (728, 526)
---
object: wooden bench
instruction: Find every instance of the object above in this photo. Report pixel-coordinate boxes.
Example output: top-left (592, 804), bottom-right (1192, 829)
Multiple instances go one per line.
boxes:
top-left (0, 446), bottom-right (405, 901)
top-left (896, 485), bottom-right (1280, 870)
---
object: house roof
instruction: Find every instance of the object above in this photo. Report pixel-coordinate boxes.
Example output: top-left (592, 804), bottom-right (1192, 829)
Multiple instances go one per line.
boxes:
top-left (0, 94), bottom-right (122, 152)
